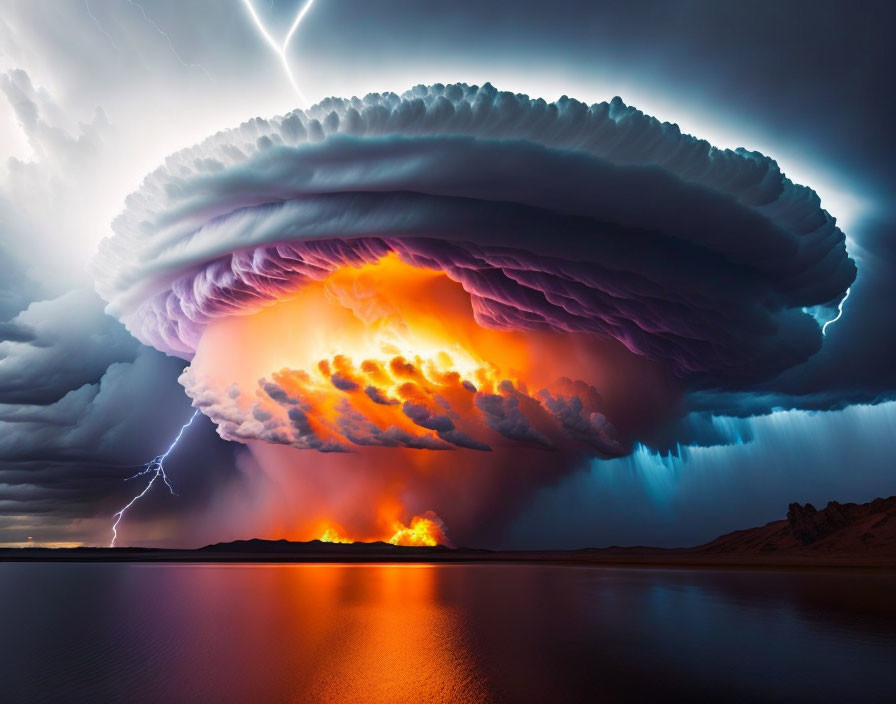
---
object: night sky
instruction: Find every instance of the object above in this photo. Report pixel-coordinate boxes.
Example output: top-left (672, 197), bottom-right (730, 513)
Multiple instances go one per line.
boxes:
top-left (1, 0), bottom-right (894, 549)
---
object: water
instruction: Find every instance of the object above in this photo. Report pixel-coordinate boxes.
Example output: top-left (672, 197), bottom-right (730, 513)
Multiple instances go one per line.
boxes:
top-left (1, 563), bottom-right (894, 703)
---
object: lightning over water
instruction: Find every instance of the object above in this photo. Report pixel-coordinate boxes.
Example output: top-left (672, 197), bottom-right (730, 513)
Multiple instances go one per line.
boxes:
top-left (109, 409), bottom-right (200, 547)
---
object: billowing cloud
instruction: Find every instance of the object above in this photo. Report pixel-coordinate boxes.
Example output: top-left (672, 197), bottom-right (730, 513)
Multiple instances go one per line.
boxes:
top-left (0, 336), bottom-right (240, 546)
top-left (180, 358), bottom-right (622, 456)
top-left (0, 290), bottom-right (137, 404)
top-left (95, 83), bottom-right (853, 392)
top-left (84, 83), bottom-right (864, 543)
top-left (0, 0), bottom-right (893, 551)
top-left (0, 69), bottom-right (243, 547)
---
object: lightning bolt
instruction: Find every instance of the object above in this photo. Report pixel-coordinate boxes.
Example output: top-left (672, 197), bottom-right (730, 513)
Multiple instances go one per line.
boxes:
top-left (110, 409), bottom-right (200, 547)
top-left (240, 0), bottom-right (316, 103)
top-left (822, 287), bottom-right (851, 336)
top-left (85, 0), bottom-right (119, 51)
top-left (124, 0), bottom-right (213, 81)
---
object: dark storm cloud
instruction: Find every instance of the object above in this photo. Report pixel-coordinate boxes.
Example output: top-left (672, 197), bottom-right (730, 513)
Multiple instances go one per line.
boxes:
top-left (3, 0), bottom-right (894, 548)
top-left (772, 217), bottom-right (896, 404)
top-left (0, 289), bottom-right (239, 542)
top-left (306, 0), bottom-right (896, 199)
top-left (0, 290), bottom-right (138, 404)
top-left (95, 83), bottom-right (853, 401)
top-left (679, 215), bottom-right (896, 416)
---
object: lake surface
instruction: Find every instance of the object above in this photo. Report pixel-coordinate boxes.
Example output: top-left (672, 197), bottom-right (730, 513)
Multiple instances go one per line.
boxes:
top-left (1, 563), bottom-right (895, 703)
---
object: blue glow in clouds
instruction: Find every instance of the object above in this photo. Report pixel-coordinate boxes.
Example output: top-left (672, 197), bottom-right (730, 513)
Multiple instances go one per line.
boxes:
top-left (822, 287), bottom-right (851, 336)
top-left (506, 402), bottom-right (896, 550)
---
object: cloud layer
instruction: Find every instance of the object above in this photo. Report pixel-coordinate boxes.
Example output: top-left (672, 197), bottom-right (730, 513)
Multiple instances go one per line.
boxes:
top-left (83, 83), bottom-right (868, 545)
top-left (94, 83), bottom-right (854, 392)
top-left (3, 0), bottom-right (895, 549)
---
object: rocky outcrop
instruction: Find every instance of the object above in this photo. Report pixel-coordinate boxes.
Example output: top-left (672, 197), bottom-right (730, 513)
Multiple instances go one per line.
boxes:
top-left (700, 495), bottom-right (896, 554)
top-left (787, 501), bottom-right (850, 544)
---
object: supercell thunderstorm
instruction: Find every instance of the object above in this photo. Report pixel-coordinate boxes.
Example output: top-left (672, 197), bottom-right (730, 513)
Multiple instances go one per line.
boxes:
top-left (93, 83), bottom-right (854, 545)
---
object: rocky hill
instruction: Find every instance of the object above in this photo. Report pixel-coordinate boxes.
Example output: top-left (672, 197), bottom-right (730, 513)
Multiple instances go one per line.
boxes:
top-left (698, 496), bottom-right (896, 554)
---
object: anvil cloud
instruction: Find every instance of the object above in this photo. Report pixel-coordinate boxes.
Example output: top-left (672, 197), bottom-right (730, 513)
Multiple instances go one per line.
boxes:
top-left (87, 84), bottom-right (860, 546)
top-left (2, 0), bottom-right (894, 550)
top-left (96, 83), bottom-right (853, 395)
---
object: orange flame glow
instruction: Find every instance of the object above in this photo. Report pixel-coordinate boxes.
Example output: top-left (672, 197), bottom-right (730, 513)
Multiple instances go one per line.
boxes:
top-left (187, 254), bottom-right (610, 454)
top-left (252, 253), bottom-right (533, 455)
top-left (388, 514), bottom-right (449, 547)
top-left (317, 512), bottom-right (451, 547)
top-left (185, 252), bottom-right (667, 546)
top-left (319, 526), bottom-right (353, 544)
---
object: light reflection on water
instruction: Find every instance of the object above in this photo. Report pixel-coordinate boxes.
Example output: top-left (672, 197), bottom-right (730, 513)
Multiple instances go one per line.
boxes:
top-left (1, 563), bottom-right (895, 703)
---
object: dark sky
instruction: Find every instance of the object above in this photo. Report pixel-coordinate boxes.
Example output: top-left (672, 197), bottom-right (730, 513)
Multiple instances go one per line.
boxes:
top-left (0, 0), bottom-right (894, 549)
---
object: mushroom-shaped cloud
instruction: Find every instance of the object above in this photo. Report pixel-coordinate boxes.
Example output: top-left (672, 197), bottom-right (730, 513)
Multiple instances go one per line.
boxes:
top-left (91, 83), bottom-right (855, 543)
top-left (95, 82), bottom-right (853, 385)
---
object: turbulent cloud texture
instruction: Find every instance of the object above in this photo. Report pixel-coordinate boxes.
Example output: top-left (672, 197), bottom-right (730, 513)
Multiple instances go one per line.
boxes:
top-left (2, 0), bottom-right (894, 549)
top-left (95, 83), bottom-right (854, 390)
top-left (0, 69), bottom-right (241, 547)
top-left (84, 83), bottom-right (866, 544)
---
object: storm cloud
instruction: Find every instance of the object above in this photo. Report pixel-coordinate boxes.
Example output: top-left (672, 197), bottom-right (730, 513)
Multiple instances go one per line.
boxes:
top-left (96, 83), bottom-right (853, 399)
top-left (3, 0), bottom-right (894, 549)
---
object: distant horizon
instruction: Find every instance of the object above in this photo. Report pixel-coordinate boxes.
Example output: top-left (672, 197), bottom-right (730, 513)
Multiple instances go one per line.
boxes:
top-left (3, 5), bottom-right (894, 701)
top-left (2, 0), bottom-right (895, 557)
top-left (5, 492), bottom-right (894, 561)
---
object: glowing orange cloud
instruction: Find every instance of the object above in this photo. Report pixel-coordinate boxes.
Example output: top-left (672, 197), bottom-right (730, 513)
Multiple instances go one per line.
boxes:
top-left (180, 253), bottom-right (675, 545)
top-left (184, 254), bottom-right (624, 454)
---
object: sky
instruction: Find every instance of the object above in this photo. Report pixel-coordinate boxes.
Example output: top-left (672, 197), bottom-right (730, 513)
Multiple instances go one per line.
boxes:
top-left (0, 0), bottom-right (894, 549)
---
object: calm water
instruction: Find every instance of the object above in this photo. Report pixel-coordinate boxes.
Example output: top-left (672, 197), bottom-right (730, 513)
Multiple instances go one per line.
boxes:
top-left (1, 563), bottom-right (895, 703)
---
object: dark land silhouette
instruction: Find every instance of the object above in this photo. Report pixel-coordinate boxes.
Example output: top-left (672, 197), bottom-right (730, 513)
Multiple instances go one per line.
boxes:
top-left (3, 496), bottom-right (894, 570)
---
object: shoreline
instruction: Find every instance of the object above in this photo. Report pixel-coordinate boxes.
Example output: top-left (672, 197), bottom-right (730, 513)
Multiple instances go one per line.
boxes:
top-left (3, 548), bottom-right (894, 572)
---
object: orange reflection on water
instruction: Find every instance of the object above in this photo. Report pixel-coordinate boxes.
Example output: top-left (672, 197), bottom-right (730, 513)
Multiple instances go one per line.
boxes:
top-left (173, 564), bottom-right (490, 703)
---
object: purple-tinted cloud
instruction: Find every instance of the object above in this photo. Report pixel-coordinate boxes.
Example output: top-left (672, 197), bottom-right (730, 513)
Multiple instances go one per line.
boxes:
top-left (94, 84), bottom-right (853, 396)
